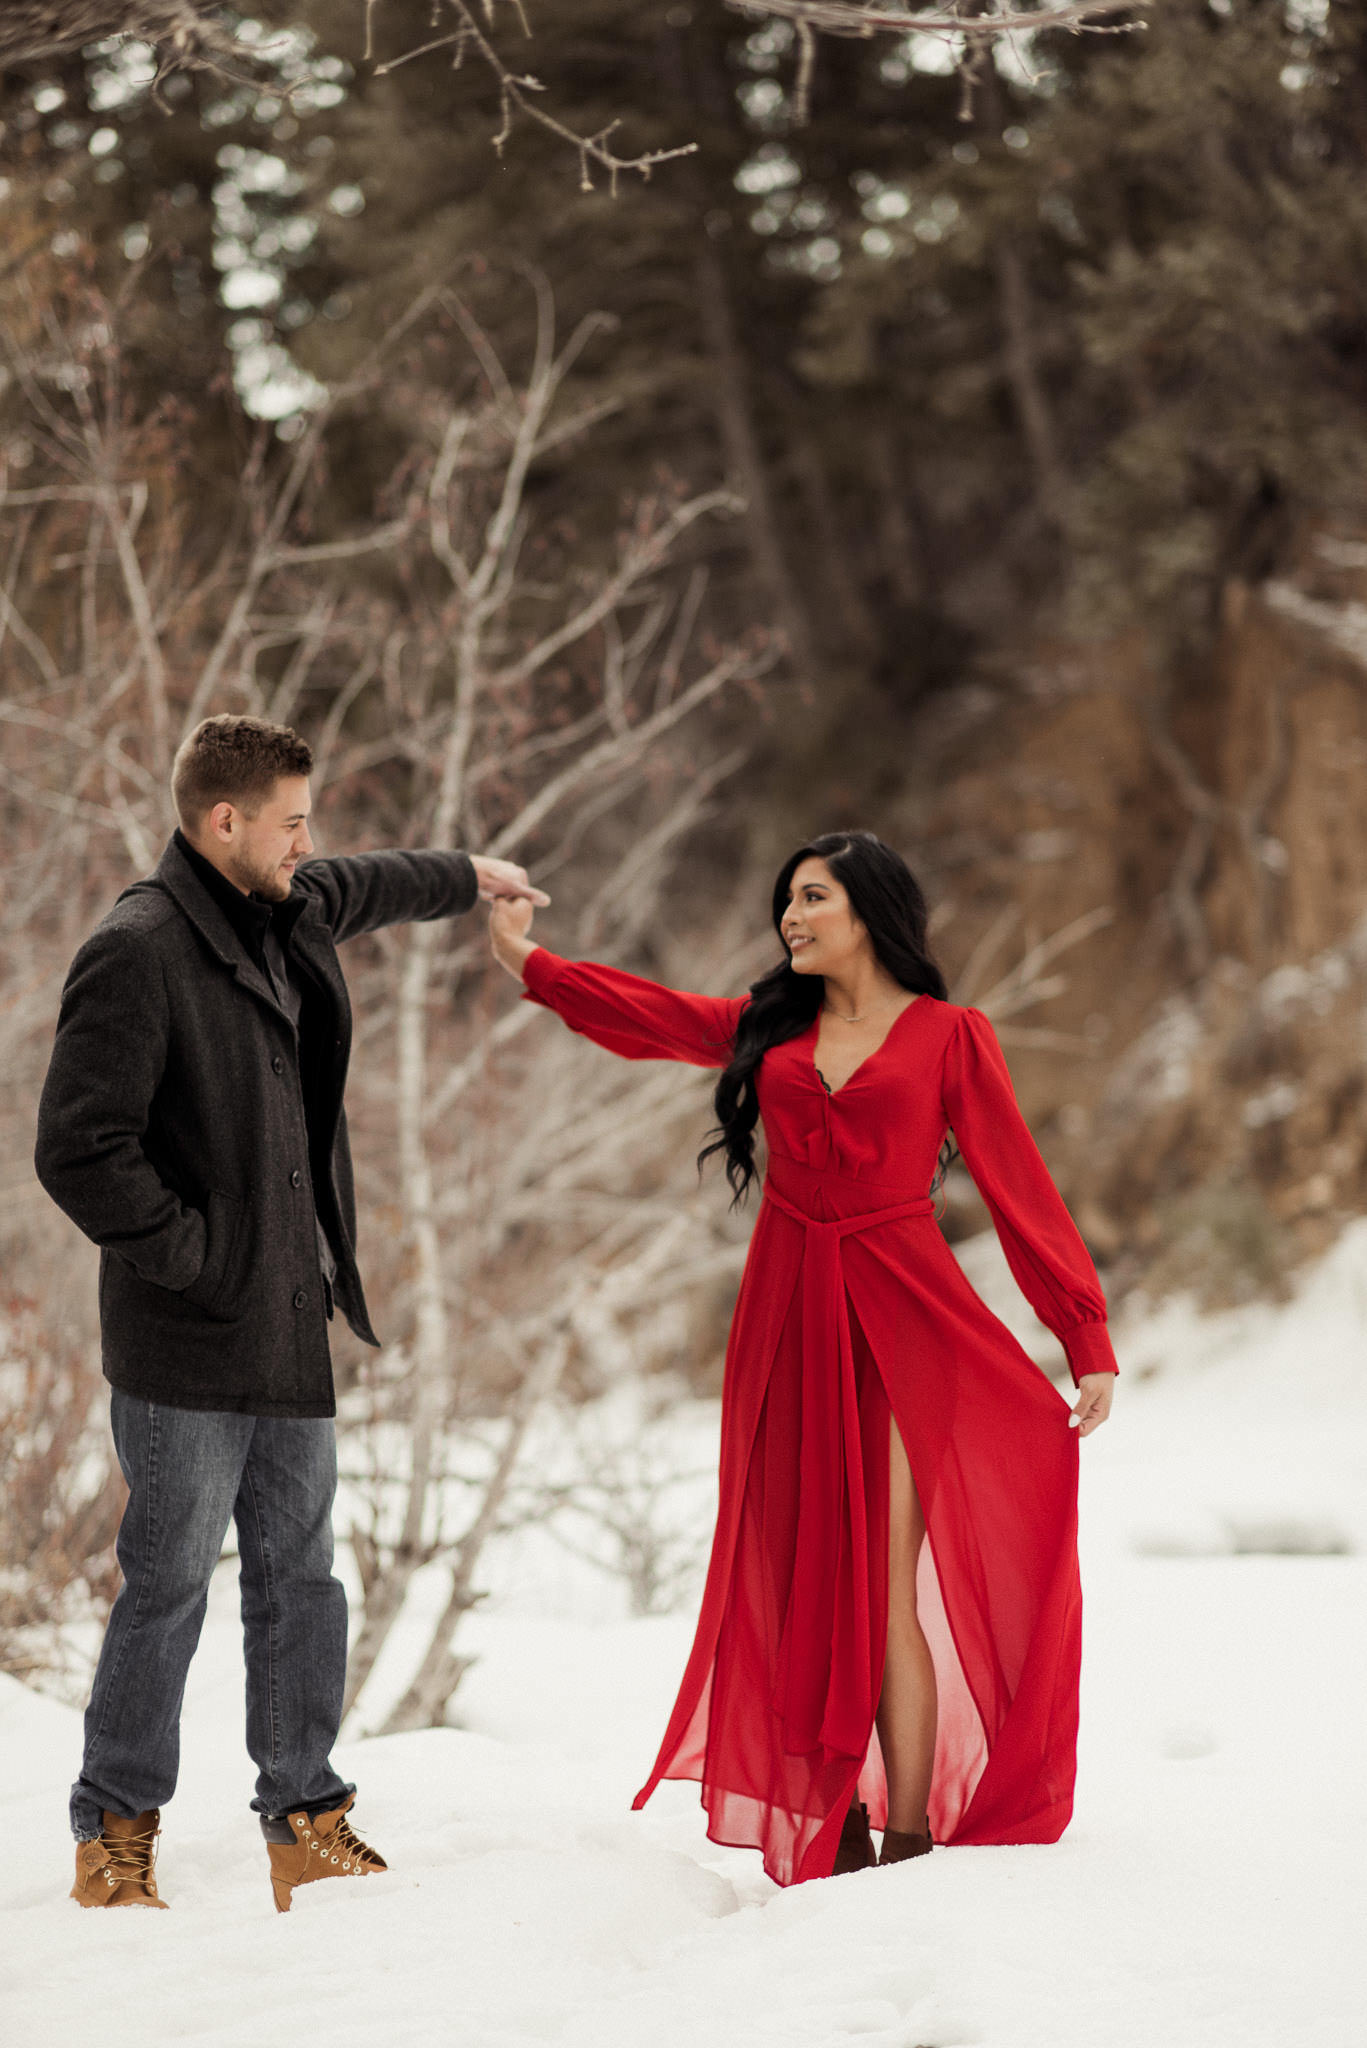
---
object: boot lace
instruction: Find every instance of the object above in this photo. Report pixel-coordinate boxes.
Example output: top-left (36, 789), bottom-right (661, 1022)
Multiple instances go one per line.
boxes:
top-left (313, 1811), bottom-right (383, 1871)
top-left (101, 1823), bottom-right (159, 1887)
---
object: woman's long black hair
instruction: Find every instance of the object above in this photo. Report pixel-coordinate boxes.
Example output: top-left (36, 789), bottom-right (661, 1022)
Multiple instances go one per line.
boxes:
top-left (699, 831), bottom-right (949, 1204)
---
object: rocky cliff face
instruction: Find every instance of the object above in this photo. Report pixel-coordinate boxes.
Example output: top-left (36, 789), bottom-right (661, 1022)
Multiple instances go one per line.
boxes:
top-left (896, 538), bottom-right (1367, 1308)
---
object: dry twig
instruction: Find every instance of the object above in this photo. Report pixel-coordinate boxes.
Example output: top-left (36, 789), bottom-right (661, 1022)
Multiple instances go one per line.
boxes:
top-left (0, 2), bottom-right (289, 95)
top-left (363, 0), bottom-right (697, 192)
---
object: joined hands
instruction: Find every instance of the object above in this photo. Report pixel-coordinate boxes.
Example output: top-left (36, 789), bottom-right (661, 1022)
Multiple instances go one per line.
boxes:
top-left (489, 892), bottom-right (539, 981)
top-left (470, 856), bottom-right (549, 908)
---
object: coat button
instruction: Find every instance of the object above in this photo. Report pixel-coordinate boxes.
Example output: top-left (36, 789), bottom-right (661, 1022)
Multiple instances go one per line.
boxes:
top-left (272, 1056), bottom-right (284, 1074)
top-left (290, 1168), bottom-right (302, 1187)
top-left (293, 1289), bottom-right (307, 1310)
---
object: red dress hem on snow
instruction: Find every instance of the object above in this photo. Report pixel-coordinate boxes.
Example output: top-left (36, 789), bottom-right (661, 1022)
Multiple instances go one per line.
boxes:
top-left (521, 947), bottom-right (1117, 1887)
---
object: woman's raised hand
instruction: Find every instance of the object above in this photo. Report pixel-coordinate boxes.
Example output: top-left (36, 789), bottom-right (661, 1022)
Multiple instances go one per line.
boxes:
top-left (489, 894), bottom-right (539, 981)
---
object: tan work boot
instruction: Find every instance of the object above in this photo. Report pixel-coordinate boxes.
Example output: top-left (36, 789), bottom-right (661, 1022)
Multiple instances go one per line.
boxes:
top-left (264, 1793), bottom-right (387, 1914)
top-left (71, 1809), bottom-right (169, 1909)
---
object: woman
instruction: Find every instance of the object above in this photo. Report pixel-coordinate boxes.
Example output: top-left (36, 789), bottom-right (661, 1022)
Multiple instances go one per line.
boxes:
top-left (490, 832), bottom-right (1116, 1886)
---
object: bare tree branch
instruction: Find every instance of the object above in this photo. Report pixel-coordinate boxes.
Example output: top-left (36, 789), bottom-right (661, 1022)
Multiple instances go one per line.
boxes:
top-left (337, 275), bottom-right (767, 1733)
top-left (728, 0), bottom-right (1145, 121)
top-left (364, 0), bottom-right (698, 193)
top-left (0, 3), bottom-right (284, 91)
top-left (729, 0), bottom-right (1141, 40)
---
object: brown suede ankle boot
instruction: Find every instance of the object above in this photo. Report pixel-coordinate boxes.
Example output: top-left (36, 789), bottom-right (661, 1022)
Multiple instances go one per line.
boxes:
top-left (879, 1821), bottom-right (934, 1866)
top-left (264, 1793), bottom-right (387, 1914)
top-left (71, 1810), bottom-right (169, 1908)
top-left (830, 1800), bottom-right (878, 1875)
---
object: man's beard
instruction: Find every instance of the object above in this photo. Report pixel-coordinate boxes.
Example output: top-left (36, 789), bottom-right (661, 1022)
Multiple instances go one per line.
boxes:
top-left (225, 848), bottom-right (292, 902)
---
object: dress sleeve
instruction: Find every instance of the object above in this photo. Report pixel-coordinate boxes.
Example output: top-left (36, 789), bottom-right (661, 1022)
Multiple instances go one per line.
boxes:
top-left (521, 948), bottom-right (745, 1068)
top-left (940, 1007), bottom-right (1118, 1385)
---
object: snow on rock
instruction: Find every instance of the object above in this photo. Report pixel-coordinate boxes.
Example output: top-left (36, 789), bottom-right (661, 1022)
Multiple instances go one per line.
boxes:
top-left (3, 1229), bottom-right (1366, 2046)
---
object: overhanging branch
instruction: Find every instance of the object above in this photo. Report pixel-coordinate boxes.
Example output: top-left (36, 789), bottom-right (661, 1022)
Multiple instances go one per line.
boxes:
top-left (727, 0), bottom-right (1142, 38)
top-left (0, 3), bottom-right (281, 86)
top-left (726, 0), bottom-right (1146, 119)
top-left (364, 0), bottom-right (697, 192)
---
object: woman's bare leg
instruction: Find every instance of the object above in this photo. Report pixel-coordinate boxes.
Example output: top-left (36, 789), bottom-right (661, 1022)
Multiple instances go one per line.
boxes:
top-left (876, 1420), bottom-right (937, 1835)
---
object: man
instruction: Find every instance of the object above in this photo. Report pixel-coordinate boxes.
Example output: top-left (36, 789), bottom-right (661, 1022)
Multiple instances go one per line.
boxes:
top-left (34, 714), bottom-right (546, 1913)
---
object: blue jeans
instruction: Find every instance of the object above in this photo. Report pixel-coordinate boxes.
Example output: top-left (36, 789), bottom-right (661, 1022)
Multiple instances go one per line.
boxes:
top-left (70, 1391), bottom-right (353, 1839)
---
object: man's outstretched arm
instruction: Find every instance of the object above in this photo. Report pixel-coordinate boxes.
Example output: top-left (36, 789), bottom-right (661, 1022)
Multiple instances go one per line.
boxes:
top-left (299, 849), bottom-right (548, 946)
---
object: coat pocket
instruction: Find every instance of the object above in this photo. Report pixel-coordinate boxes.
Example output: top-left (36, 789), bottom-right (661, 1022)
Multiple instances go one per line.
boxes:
top-left (179, 1188), bottom-right (247, 1322)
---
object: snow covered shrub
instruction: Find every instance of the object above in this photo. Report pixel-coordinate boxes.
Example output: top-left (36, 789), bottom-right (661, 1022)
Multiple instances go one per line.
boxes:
top-left (0, 1298), bottom-right (124, 1699)
top-left (518, 1387), bottom-right (717, 1618)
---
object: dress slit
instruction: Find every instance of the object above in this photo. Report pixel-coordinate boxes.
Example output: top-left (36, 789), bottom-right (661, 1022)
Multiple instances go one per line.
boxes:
top-left (851, 1304), bottom-right (991, 1843)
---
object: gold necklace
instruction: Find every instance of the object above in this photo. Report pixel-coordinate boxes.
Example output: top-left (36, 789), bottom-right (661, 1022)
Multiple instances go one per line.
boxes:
top-left (822, 996), bottom-right (891, 1025)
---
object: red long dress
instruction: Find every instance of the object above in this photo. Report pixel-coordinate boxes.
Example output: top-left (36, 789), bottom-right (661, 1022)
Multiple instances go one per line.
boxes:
top-left (522, 947), bottom-right (1118, 1886)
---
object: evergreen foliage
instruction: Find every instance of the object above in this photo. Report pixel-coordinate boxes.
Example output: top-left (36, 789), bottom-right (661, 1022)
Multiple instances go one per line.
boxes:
top-left (9, 4), bottom-right (1366, 701)
top-left (3, 2), bottom-right (1367, 825)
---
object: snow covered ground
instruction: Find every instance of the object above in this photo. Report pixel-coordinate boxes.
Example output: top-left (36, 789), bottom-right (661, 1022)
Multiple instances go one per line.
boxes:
top-left (4, 1225), bottom-right (1367, 2048)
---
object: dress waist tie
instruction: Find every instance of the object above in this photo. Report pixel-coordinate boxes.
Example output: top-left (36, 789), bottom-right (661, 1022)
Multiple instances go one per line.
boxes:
top-left (761, 1181), bottom-right (935, 1762)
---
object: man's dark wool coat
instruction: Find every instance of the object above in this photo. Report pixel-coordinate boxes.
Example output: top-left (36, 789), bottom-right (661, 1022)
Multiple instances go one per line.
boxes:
top-left (34, 837), bottom-right (478, 1418)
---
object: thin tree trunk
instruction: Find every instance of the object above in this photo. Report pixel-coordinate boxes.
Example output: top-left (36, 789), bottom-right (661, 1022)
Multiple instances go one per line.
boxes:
top-left (1143, 690), bottom-right (1220, 981)
top-left (693, 238), bottom-right (814, 678)
top-left (969, 54), bottom-right (1067, 531)
top-left (790, 436), bottom-right (879, 658)
top-left (867, 431), bottom-right (923, 609)
top-left (993, 239), bottom-right (1066, 526)
top-left (338, 934), bottom-right (450, 1719)
top-left (342, 1544), bottom-right (422, 1718)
